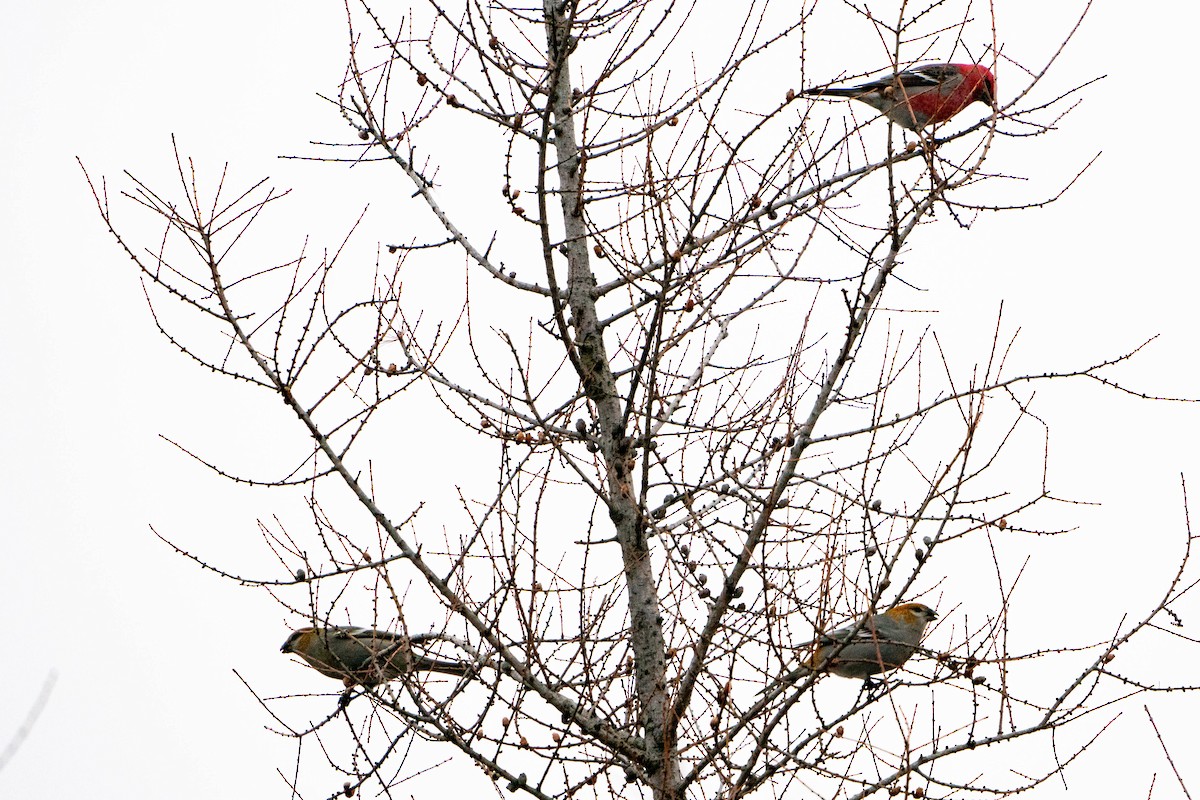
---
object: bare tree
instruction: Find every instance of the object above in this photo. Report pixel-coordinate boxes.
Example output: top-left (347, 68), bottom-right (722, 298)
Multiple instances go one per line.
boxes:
top-left (86, 1), bottom-right (1199, 798)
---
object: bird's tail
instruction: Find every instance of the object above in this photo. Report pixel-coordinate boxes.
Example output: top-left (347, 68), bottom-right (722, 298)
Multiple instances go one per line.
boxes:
top-left (756, 663), bottom-right (815, 697)
top-left (783, 664), bottom-right (815, 681)
top-left (800, 86), bottom-right (864, 98)
top-left (414, 654), bottom-right (476, 677)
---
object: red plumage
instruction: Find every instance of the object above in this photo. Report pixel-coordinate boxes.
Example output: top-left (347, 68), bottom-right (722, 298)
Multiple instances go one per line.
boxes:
top-left (802, 63), bottom-right (995, 130)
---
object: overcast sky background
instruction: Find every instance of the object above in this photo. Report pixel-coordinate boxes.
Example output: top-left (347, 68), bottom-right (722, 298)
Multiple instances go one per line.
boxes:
top-left (3, 1), bottom-right (1199, 797)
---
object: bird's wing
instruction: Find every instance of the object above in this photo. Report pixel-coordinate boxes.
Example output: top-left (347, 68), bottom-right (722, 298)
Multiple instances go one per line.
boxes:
top-left (333, 626), bottom-right (399, 640)
top-left (895, 64), bottom-right (959, 91)
top-left (333, 627), bottom-right (409, 656)
top-left (819, 615), bottom-right (890, 645)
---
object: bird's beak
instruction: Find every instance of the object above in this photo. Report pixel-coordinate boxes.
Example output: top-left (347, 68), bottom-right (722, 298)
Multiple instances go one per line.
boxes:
top-left (980, 83), bottom-right (996, 108)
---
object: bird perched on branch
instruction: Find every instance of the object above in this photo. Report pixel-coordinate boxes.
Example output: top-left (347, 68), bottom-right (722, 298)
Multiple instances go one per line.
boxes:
top-left (281, 626), bottom-right (473, 686)
top-left (787, 602), bottom-right (938, 681)
top-left (801, 63), bottom-right (995, 130)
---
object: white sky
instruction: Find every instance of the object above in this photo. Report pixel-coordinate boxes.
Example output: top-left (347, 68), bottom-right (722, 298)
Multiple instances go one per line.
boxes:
top-left (3, 1), bottom-right (1198, 797)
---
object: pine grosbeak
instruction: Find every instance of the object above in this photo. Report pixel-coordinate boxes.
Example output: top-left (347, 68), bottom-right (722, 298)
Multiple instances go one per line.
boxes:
top-left (802, 64), bottom-right (995, 130)
top-left (788, 602), bottom-right (938, 680)
top-left (281, 626), bottom-right (472, 686)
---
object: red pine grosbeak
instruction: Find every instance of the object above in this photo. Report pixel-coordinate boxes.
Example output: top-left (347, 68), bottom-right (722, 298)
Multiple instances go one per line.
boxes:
top-left (802, 64), bottom-right (995, 130)
top-left (787, 602), bottom-right (938, 680)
